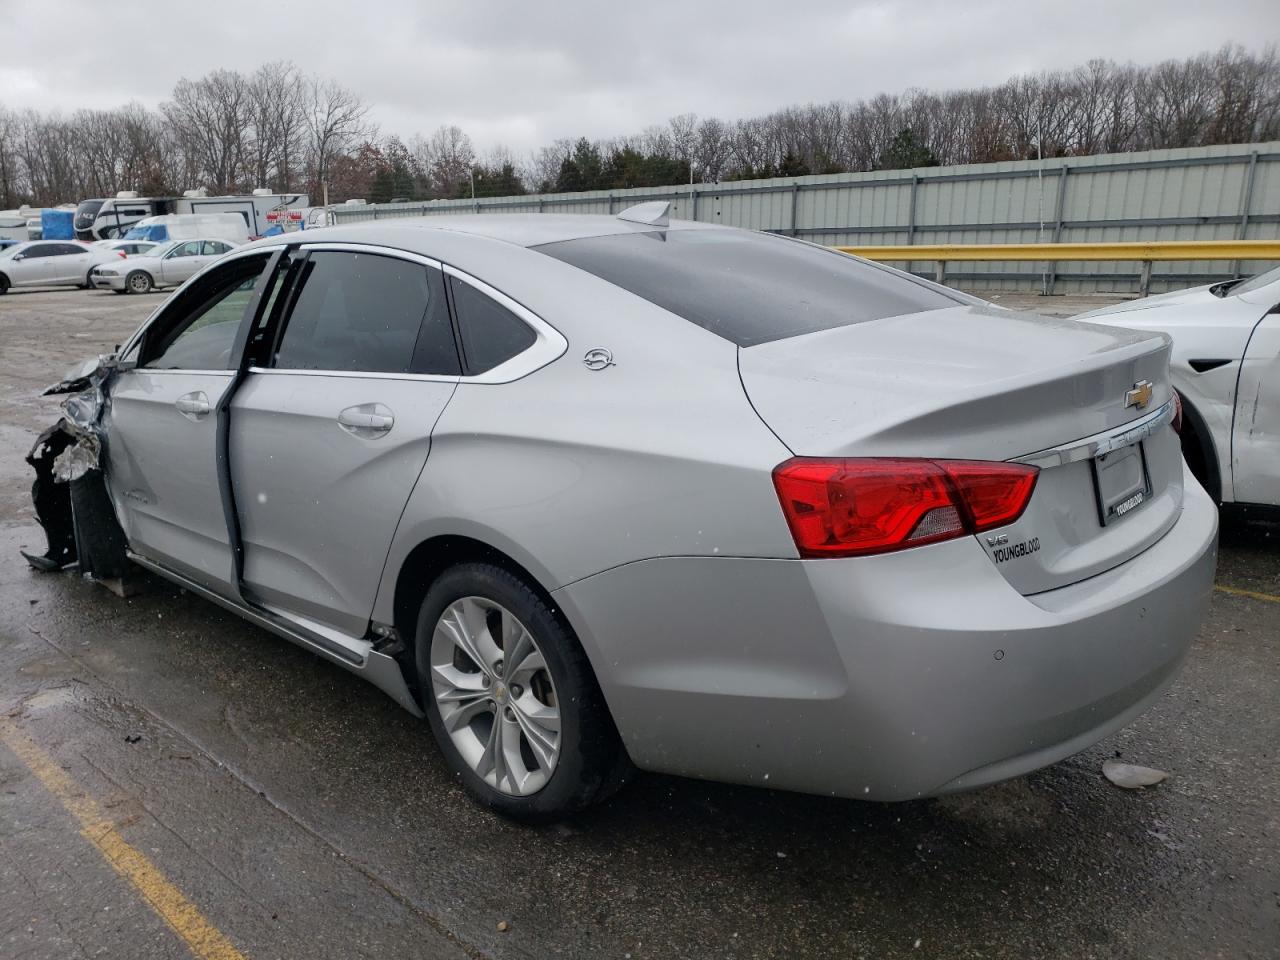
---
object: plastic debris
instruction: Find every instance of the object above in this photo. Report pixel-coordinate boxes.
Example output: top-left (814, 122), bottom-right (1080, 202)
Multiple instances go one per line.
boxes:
top-left (1102, 759), bottom-right (1168, 789)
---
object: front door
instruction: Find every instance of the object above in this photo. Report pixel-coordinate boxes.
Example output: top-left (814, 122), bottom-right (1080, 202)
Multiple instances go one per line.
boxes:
top-left (105, 252), bottom-right (273, 594)
top-left (1232, 312), bottom-right (1280, 506)
top-left (230, 247), bottom-right (460, 636)
top-left (11, 243), bottom-right (58, 285)
top-left (159, 240), bottom-right (209, 285)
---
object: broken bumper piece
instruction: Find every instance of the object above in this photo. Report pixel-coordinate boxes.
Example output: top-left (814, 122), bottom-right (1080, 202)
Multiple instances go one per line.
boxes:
top-left (23, 356), bottom-right (130, 583)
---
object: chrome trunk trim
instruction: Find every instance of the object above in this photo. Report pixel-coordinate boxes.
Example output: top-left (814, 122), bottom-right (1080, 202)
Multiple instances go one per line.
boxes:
top-left (1014, 398), bottom-right (1177, 469)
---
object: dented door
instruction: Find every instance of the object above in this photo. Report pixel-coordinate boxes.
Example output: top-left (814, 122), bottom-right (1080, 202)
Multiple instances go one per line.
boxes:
top-left (1231, 312), bottom-right (1280, 506)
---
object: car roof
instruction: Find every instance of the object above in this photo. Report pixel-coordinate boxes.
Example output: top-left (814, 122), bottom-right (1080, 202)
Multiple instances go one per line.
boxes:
top-left (256, 213), bottom-right (724, 254)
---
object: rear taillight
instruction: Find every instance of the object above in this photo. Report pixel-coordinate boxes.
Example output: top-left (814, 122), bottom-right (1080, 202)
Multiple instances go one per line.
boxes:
top-left (772, 458), bottom-right (1039, 558)
top-left (1171, 390), bottom-right (1183, 434)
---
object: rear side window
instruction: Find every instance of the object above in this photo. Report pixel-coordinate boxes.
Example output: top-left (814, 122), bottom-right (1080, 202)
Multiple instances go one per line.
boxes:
top-left (272, 251), bottom-right (459, 375)
top-left (447, 275), bottom-right (536, 374)
top-left (535, 229), bottom-right (960, 347)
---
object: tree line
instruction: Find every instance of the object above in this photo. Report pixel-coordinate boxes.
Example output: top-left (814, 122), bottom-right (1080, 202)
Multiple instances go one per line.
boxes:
top-left (1, 44), bottom-right (1277, 209)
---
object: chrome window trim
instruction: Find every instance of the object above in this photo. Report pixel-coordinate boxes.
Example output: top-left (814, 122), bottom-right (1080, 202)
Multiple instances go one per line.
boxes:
top-left (246, 366), bottom-right (460, 384)
top-left (128, 368), bottom-right (233, 377)
top-left (1014, 398), bottom-right (1177, 469)
top-left (296, 241), bottom-right (442, 271)
top-left (442, 263), bottom-right (568, 384)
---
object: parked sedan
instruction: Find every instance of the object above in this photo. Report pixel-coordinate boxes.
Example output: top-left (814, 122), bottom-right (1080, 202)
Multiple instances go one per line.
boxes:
top-left (0, 239), bottom-right (123, 293)
top-left (1077, 265), bottom-right (1280, 512)
top-left (33, 208), bottom-right (1217, 821)
top-left (90, 237), bottom-right (240, 293)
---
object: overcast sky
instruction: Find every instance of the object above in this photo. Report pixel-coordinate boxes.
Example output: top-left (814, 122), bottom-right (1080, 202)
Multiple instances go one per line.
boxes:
top-left (3, 0), bottom-right (1276, 154)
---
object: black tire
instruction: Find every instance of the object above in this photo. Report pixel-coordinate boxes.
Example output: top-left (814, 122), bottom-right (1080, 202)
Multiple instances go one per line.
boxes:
top-left (125, 270), bottom-right (152, 295)
top-left (415, 562), bottom-right (630, 822)
top-left (81, 269), bottom-right (94, 289)
top-left (0, 273), bottom-right (9, 295)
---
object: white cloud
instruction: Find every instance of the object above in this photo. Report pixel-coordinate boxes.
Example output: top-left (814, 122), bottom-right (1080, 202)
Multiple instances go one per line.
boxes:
top-left (3, 0), bottom-right (1275, 152)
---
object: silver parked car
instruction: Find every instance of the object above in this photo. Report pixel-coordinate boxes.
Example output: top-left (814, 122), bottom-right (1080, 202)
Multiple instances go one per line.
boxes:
top-left (0, 239), bottom-right (123, 293)
top-left (35, 207), bottom-right (1218, 821)
top-left (89, 237), bottom-right (240, 294)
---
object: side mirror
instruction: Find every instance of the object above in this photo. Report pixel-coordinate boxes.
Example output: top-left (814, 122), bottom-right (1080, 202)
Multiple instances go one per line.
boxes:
top-left (12, 253), bottom-right (24, 261)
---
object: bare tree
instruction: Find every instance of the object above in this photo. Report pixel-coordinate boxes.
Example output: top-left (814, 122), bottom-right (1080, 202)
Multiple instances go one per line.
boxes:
top-left (305, 76), bottom-right (372, 198)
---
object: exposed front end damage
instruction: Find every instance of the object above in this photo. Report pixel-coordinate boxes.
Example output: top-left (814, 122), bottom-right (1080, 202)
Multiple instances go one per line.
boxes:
top-left (23, 356), bottom-right (132, 589)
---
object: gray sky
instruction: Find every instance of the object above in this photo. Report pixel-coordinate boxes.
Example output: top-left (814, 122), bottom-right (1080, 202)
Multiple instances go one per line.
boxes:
top-left (3, 0), bottom-right (1276, 154)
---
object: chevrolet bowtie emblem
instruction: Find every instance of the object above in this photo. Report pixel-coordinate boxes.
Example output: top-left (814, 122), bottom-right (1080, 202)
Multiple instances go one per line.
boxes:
top-left (1125, 379), bottom-right (1154, 409)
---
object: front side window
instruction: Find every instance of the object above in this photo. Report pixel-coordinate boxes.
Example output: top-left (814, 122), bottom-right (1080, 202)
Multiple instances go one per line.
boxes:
top-left (448, 275), bottom-right (536, 375)
top-left (535, 228), bottom-right (962, 347)
top-left (141, 255), bottom-right (269, 370)
top-left (170, 241), bottom-right (203, 259)
top-left (272, 251), bottom-right (458, 375)
top-left (24, 243), bottom-right (60, 258)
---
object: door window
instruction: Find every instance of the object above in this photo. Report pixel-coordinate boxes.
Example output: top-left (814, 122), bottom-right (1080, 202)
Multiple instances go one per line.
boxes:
top-left (169, 241), bottom-right (203, 259)
top-left (24, 243), bottom-right (60, 258)
top-left (447, 275), bottom-right (537, 375)
top-left (54, 243), bottom-right (86, 256)
top-left (271, 251), bottom-right (459, 375)
top-left (141, 255), bottom-right (270, 370)
top-left (202, 240), bottom-right (232, 256)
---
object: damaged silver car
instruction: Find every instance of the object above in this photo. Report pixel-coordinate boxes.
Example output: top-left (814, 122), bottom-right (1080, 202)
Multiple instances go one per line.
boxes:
top-left (27, 208), bottom-right (1218, 821)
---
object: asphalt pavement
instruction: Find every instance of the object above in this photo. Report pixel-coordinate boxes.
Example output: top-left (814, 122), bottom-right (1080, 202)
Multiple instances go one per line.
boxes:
top-left (1, 285), bottom-right (1276, 960)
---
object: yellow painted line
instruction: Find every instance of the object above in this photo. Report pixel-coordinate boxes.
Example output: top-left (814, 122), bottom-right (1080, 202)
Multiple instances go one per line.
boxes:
top-left (0, 721), bottom-right (247, 960)
top-left (835, 239), bottom-right (1280, 263)
top-left (1214, 584), bottom-right (1280, 604)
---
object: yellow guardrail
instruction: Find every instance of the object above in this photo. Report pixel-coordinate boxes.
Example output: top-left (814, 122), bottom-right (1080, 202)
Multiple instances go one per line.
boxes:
top-left (834, 240), bottom-right (1280, 295)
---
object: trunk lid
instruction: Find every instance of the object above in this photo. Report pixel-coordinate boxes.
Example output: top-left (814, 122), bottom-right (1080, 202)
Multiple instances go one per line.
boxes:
top-left (739, 304), bottom-right (1182, 593)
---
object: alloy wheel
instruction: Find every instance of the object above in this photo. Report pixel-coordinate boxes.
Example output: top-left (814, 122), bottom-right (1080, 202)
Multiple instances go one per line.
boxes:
top-left (430, 596), bottom-right (561, 796)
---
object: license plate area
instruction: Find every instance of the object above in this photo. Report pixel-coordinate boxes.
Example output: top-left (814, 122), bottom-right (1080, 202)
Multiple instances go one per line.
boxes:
top-left (1091, 441), bottom-right (1152, 526)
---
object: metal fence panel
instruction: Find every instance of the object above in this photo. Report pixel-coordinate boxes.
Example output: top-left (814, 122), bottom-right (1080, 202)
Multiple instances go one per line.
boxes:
top-left (328, 142), bottom-right (1280, 293)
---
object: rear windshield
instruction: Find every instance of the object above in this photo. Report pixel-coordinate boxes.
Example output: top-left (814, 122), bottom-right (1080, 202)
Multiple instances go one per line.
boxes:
top-left (534, 229), bottom-right (960, 346)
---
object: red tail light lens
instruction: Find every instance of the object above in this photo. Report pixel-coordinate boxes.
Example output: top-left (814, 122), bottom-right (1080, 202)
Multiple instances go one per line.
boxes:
top-left (772, 458), bottom-right (1039, 558)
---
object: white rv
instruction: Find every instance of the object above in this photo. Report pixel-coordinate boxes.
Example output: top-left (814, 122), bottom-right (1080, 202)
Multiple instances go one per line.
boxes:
top-left (74, 189), bottom-right (309, 241)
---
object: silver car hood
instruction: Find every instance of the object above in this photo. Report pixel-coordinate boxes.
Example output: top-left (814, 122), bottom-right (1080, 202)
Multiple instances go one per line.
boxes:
top-left (738, 304), bottom-right (1171, 461)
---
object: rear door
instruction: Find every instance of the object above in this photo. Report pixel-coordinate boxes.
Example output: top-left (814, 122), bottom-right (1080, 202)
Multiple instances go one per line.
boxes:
top-left (229, 244), bottom-right (461, 635)
top-left (104, 252), bottom-right (274, 594)
top-left (56, 242), bottom-right (93, 283)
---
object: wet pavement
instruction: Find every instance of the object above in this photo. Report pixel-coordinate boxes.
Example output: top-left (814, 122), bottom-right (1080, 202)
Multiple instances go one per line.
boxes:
top-left (1, 286), bottom-right (1277, 959)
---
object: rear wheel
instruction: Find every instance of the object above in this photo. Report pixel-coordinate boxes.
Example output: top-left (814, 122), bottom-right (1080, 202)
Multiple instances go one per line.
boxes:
top-left (0, 273), bottom-right (8, 295)
top-left (125, 270), bottom-right (152, 295)
top-left (416, 562), bottom-right (629, 822)
top-left (81, 269), bottom-right (95, 289)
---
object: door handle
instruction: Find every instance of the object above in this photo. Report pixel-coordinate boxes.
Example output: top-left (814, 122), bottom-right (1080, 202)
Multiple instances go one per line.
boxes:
top-left (175, 391), bottom-right (211, 420)
top-left (337, 403), bottom-right (394, 437)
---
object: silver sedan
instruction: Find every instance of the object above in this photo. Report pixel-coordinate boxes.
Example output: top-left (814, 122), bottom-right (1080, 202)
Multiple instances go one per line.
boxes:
top-left (34, 206), bottom-right (1218, 821)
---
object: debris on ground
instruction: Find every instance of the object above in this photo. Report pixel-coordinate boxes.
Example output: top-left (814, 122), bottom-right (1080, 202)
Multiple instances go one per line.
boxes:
top-left (1103, 759), bottom-right (1169, 789)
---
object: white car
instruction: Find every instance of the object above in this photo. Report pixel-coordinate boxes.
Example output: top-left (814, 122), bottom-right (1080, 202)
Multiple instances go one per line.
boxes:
top-left (1077, 266), bottom-right (1280, 513)
top-left (95, 239), bottom-right (160, 258)
top-left (0, 240), bottom-right (124, 294)
top-left (89, 237), bottom-right (241, 294)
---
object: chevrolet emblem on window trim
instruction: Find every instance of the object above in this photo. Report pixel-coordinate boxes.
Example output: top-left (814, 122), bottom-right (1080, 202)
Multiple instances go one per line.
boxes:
top-left (1125, 379), bottom-right (1154, 409)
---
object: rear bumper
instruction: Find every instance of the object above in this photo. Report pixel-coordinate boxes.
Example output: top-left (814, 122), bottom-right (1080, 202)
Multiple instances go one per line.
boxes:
top-left (555, 468), bottom-right (1218, 800)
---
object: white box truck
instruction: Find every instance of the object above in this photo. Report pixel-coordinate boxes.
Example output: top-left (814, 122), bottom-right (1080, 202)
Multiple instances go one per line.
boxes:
top-left (122, 213), bottom-right (251, 244)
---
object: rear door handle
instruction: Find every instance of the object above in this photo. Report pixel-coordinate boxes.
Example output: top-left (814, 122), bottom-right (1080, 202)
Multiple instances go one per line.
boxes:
top-left (337, 403), bottom-right (394, 437)
top-left (175, 391), bottom-right (211, 420)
